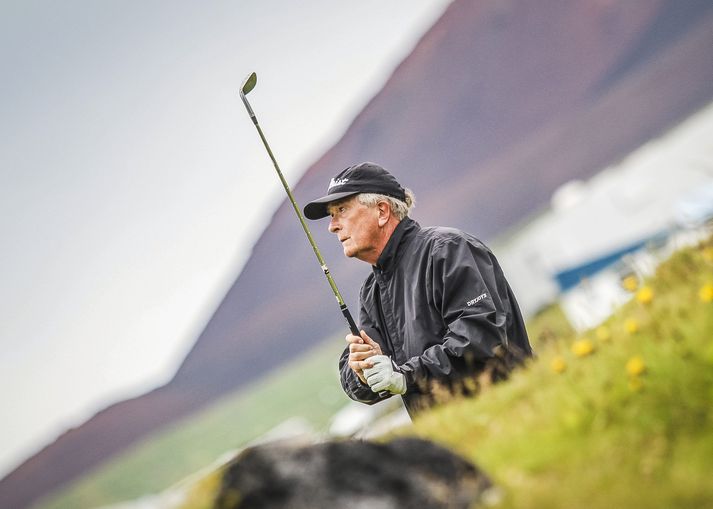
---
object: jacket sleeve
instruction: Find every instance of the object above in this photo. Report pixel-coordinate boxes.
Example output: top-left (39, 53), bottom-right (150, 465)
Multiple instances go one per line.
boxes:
top-left (338, 285), bottom-right (393, 405)
top-left (398, 235), bottom-right (510, 388)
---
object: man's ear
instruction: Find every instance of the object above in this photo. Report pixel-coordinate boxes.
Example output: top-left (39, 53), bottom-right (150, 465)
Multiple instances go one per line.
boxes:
top-left (377, 201), bottom-right (391, 227)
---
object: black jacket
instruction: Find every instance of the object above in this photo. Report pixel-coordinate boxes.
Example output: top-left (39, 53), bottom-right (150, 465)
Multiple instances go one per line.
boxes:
top-left (339, 217), bottom-right (532, 415)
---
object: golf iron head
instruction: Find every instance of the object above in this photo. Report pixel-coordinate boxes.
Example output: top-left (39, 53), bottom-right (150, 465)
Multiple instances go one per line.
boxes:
top-left (240, 72), bottom-right (258, 122)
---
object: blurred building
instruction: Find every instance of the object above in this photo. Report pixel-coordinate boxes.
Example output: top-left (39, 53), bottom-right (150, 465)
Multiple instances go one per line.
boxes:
top-left (494, 101), bottom-right (713, 329)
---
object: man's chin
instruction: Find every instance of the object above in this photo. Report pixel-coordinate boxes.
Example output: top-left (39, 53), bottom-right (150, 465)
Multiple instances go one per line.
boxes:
top-left (342, 243), bottom-right (361, 259)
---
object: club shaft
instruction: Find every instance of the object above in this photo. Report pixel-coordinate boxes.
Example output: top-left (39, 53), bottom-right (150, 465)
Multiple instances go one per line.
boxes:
top-left (246, 109), bottom-right (360, 336)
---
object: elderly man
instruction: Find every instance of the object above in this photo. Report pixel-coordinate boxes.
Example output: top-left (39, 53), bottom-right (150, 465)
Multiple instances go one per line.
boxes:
top-left (304, 162), bottom-right (532, 415)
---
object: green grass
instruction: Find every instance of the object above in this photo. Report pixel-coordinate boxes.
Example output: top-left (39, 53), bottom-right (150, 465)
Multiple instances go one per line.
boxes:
top-left (34, 337), bottom-right (351, 509)
top-left (37, 235), bottom-right (713, 509)
top-left (173, 235), bottom-right (713, 508)
top-left (401, 235), bottom-right (713, 508)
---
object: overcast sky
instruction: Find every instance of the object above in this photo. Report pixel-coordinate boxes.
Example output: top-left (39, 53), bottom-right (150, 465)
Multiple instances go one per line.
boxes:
top-left (0, 0), bottom-right (451, 478)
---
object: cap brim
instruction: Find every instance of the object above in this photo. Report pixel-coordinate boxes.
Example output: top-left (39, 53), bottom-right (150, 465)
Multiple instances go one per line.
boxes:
top-left (303, 191), bottom-right (359, 220)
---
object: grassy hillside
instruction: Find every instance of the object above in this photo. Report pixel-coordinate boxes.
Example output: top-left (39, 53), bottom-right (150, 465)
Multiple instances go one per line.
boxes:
top-left (34, 339), bottom-right (351, 509)
top-left (177, 232), bottom-right (713, 508)
top-left (403, 233), bottom-right (713, 508)
top-left (37, 233), bottom-right (713, 508)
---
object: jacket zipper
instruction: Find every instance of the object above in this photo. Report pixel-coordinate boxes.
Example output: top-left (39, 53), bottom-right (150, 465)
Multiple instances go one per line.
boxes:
top-left (374, 274), bottom-right (398, 360)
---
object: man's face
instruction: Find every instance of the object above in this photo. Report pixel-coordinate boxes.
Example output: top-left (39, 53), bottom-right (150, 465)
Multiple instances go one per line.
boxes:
top-left (327, 195), bottom-right (380, 263)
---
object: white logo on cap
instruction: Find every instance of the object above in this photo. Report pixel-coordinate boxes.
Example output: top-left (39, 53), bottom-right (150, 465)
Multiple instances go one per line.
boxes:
top-left (329, 177), bottom-right (349, 190)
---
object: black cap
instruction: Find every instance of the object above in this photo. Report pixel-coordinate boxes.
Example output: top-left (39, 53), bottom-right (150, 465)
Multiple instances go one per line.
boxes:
top-left (303, 162), bottom-right (406, 220)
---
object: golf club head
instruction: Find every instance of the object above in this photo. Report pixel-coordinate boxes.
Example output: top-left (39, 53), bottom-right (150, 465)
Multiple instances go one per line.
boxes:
top-left (240, 72), bottom-right (258, 121)
top-left (241, 72), bottom-right (257, 96)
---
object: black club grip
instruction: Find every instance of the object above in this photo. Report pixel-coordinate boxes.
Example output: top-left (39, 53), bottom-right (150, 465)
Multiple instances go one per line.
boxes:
top-left (340, 304), bottom-right (360, 336)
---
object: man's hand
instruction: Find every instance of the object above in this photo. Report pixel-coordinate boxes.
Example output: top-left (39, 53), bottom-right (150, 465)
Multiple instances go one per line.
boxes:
top-left (363, 355), bottom-right (406, 394)
top-left (346, 330), bottom-right (383, 383)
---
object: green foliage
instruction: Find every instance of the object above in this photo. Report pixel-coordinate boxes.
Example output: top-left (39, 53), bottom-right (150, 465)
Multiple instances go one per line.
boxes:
top-left (34, 338), bottom-right (350, 509)
top-left (175, 470), bottom-right (224, 509)
top-left (403, 235), bottom-right (713, 508)
top-left (37, 235), bottom-right (713, 509)
top-left (175, 235), bottom-right (713, 509)
top-left (523, 301), bottom-right (575, 351)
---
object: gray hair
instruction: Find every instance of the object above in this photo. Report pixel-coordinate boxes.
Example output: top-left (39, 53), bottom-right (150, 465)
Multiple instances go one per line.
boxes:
top-left (357, 188), bottom-right (416, 220)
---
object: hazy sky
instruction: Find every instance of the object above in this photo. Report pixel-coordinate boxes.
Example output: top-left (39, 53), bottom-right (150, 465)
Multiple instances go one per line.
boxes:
top-left (0, 0), bottom-right (451, 477)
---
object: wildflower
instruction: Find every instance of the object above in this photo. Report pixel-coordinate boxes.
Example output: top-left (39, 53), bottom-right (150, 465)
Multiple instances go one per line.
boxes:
top-left (636, 286), bottom-right (654, 305)
top-left (551, 356), bottom-right (567, 374)
top-left (595, 325), bottom-right (611, 342)
top-left (626, 356), bottom-right (646, 376)
top-left (699, 283), bottom-right (713, 303)
top-left (625, 318), bottom-right (639, 335)
top-left (572, 339), bottom-right (594, 357)
top-left (622, 275), bottom-right (638, 292)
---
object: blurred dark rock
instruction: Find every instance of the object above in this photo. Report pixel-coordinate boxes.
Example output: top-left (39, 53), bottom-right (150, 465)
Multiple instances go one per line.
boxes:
top-left (215, 437), bottom-right (492, 509)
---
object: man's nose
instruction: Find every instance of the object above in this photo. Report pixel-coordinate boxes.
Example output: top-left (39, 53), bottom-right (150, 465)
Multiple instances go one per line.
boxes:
top-left (328, 217), bottom-right (339, 233)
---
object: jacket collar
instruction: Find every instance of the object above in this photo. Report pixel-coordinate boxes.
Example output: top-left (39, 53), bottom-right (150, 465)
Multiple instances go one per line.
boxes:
top-left (374, 217), bottom-right (420, 272)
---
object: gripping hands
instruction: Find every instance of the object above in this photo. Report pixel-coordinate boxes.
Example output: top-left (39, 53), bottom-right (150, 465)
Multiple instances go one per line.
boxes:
top-left (346, 330), bottom-right (406, 395)
top-left (363, 355), bottom-right (406, 394)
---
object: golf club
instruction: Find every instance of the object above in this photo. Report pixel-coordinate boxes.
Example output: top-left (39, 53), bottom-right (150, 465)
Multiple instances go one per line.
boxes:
top-left (239, 72), bottom-right (360, 337)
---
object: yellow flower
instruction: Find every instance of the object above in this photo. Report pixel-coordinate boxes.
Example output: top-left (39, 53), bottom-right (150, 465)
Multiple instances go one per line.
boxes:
top-left (622, 275), bottom-right (639, 292)
top-left (626, 356), bottom-right (646, 376)
top-left (625, 318), bottom-right (639, 335)
top-left (636, 286), bottom-right (654, 305)
top-left (572, 339), bottom-right (594, 357)
top-left (628, 377), bottom-right (643, 392)
top-left (595, 325), bottom-right (611, 342)
top-left (699, 283), bottom-right (713, 303)
top-left (551, 356), bottom-right (567, 374)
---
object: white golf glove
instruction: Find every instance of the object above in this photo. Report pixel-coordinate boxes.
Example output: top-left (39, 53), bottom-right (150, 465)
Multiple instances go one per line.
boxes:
top-left (363, 355), bottom-right (406, 395)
